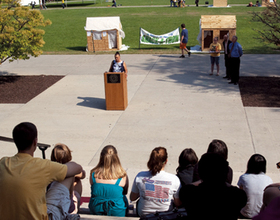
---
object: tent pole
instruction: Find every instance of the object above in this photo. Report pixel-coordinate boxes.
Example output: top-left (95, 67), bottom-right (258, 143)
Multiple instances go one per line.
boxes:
top-left (139, 27), bottom-right (141, 49)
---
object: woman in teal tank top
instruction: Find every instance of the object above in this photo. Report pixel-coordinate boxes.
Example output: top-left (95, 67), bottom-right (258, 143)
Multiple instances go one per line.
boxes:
top-left (89, 145), bottom-right (128, 216)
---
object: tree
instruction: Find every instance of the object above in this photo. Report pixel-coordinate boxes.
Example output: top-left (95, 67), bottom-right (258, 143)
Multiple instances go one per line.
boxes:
top-left (0, 0), bottom-right (51, 64)
top-left (252, 1), bottom-right (280, 46)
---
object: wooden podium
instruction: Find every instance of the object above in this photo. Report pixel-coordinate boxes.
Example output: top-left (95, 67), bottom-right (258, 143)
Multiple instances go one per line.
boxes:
top-left (104, 72), bottom-right (128, 110)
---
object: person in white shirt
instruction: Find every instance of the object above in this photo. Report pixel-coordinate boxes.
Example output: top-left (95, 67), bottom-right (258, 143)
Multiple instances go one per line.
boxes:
top-left (238, 154), bottom-right (273, 218)
top-left (130, 147), bottom-right (181, 217)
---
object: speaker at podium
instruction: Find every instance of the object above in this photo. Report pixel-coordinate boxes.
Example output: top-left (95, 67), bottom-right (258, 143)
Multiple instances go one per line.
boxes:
top-left (104, 72), bottom-right (128, 110)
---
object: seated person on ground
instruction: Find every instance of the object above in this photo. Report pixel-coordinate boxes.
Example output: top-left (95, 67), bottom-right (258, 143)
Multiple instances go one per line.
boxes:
top-left (237, 154), bottom-right (273, 219)
top-left (0, 122), bottom-right (82, 219)
top-left (176, 148), bottom-right (198, 187)
top-left (255, 1), bottom-right (261, 6)
top-left (46, 143), bottom-right (86, 219)
top-left (253, 160), bottom-right (280, 220)
top-left (260, 162), bottom-right (280, 211)
top-left (130, 147), bottom-right (181, 217)
top-left (180, 153), bottom-right (247, 220)
top-left (253, 196), bottom-right (280, 220)
top-left (247, 1), bottom-right (253, 6)
top-left (89, 145), bottom-right (129, 217)
top-left (193, 139), bottom-right (233, 185)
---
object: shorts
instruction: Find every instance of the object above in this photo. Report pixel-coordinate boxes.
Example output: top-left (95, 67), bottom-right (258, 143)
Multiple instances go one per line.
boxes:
top-left (210, 56), bottom-right (220, 65)
top-left (180, 43), bottom-right (187, 49)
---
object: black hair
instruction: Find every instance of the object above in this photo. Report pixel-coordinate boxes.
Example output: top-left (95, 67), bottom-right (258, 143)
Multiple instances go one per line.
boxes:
top-left (207, 139), bottom-right (228, 160)
top-left (12, 122), bottom-right (37, 151)
top-left (181, 23), bottom-right (185, 28)
top-left (176, 148), bottom-right (198, 172)
top-left (198, 153), bottom-right (229, 183)
top-left (246, 154), bottom-right (267, 174)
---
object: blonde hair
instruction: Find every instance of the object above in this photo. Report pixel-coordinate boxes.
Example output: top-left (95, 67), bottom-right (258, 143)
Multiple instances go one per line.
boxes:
top-left (91, 145), bottom-right (126, 180)
top-left (51, 143), bottom-right (72, 164)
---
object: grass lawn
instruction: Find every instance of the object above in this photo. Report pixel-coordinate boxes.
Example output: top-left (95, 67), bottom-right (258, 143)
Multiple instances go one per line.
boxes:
top-left (40, 6), bottom-right (280, 54)
top-left (42, 0), bottom-right (251, 8)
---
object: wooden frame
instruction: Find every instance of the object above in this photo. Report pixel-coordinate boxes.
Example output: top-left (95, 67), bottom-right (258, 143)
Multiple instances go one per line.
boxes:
top-left (201, 15), bottom-right (236, 51)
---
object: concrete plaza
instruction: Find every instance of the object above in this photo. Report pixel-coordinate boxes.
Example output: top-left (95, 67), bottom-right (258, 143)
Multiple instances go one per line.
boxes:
top-left (0, 54), bottom-right (280, 219)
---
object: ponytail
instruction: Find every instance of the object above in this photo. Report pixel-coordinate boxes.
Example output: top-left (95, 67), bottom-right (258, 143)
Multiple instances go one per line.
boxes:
top-left (147, 147), bottom-right (167, 176)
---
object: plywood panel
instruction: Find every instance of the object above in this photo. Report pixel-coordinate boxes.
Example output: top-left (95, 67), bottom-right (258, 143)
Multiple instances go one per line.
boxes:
top-left (201, 15), bottom-right (236, 29)
top-left (117, 30), bottom-right (122, 50)
top-left (213, 0), bottom-right (227, 7)
top-left (201, 29), bottom-right (236, 51)
top-left (262, 0), bottom-right (276, 6)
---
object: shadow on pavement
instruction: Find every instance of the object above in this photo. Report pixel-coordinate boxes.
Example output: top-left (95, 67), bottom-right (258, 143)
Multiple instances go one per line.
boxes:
top-left (77, 96), bottom-right (106, 110)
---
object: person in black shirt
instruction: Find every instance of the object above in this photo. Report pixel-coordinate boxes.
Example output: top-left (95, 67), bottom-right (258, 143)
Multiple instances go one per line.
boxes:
top-left (180, 153), bottom-right (247, 220)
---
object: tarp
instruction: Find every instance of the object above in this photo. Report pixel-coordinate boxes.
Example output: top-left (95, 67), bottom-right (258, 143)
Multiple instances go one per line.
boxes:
top-left (84, 16), bottom-right (125, 39)
top-left (20, 0), bottom-right (39, 6)
top-left (139, 28), bottom-right (180, 45)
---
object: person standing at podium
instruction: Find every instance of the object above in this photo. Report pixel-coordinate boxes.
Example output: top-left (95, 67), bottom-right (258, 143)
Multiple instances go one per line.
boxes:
top-left (109, 52), bottom-right (128, 78)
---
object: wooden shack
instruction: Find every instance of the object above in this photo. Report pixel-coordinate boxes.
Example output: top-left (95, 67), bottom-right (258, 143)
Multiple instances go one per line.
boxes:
top-left (200, 15), bottom-right (236, 51)
top-left (84, 17), bottom-right (125, 52)
top-left (262, 0), bottom-right (276, 6)
top-left (213, 0), bottom-right (227, 7)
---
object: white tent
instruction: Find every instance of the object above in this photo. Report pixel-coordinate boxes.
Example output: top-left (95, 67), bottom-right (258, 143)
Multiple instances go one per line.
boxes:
top-left (84, 16), bottom-right (125, 52)
top-left (20, 0), bottom-right (39, 6)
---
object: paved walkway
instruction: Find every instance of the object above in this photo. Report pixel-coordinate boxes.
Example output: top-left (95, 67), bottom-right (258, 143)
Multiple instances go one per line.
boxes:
top-left (1, 54), bottom-right (280, 219)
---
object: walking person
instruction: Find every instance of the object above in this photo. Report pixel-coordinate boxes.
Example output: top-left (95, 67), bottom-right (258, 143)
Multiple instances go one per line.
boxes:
top-left (228, 36), bottom-right (243, 85)
top-left (209, 37), bottom-right (221, 76)
top-left (222, 34), bottom-right (232, 79)
top-left (62, 0), bottom-right (65, 9)
top-left (112, 0), bottom-right (117, 7)
top-left (31, 0), bottom-right (36, 9)
top-left (42, 0), bottom-right (47, 9)
top-left (179, 23), bottom-right (191, 58)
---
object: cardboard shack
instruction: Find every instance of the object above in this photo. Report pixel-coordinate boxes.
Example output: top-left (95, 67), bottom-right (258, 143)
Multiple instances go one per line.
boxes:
top-left (200, 15), bottom-right (236, 51)
top-left (213, 0), bottom-right (227, 7)
top-left (262, 0), bottom-right (276, 6)
top-left (84, 17), bottom-right (125, 52)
